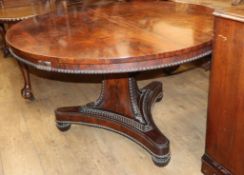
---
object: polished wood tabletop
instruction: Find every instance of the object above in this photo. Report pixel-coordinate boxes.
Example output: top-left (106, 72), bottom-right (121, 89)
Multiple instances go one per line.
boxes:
top-left (7, 0), bottom-right (214, 74)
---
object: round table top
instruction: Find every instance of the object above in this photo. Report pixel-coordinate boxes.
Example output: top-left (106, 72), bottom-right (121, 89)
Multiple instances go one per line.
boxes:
top-left (7, 0), bottom-right (214, 74)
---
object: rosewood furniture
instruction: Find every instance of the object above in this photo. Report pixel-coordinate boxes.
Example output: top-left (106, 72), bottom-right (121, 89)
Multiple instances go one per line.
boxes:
top-left (201, 8), bottom-right (244, 175)
top-left (6, 1), bottom-right (213, 166)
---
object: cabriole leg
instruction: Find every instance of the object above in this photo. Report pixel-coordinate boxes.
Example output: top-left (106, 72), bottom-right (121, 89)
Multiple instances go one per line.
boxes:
top-left (18, 61), bottom-right (34, 100)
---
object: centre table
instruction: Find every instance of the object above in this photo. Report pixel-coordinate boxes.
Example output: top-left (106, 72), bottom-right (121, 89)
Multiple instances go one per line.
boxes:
top-left (6, 0), bottom-right (213, 166)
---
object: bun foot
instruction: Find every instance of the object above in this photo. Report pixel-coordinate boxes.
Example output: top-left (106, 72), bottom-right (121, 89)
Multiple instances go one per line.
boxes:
top-left (21, 87), bottom-right (34, 101)
top-left (56, 122), bottom-right (71, 132)
top-left (152, 154), bottom-right (171, 167)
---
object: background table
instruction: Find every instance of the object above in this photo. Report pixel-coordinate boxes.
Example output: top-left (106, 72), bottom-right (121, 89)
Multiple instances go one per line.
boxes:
top-left (6, 0), bottom-right (213, 166)
top-left (0, 0), bottom-right (56, 100)
top-left (0, 0), bottom-right (52, 56)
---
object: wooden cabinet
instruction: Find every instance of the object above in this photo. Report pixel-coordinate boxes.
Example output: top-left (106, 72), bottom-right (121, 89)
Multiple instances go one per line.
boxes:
top-left (201, 10), bottom-right (244, 175)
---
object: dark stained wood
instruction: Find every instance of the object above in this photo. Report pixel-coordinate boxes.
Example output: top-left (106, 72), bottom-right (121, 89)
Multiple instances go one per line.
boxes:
top-left (6, 1), bottom-right (214, 166)
top-left (0, 22), bottom-right (8, 56)
top-left (17, 61), bottom-right (34, 100)
top-left (202, 13), bottom-right (244, 175)
top-left (56, 75), bottom-right (170, 166)
top-left (7, 1), bottom-right (213, 73)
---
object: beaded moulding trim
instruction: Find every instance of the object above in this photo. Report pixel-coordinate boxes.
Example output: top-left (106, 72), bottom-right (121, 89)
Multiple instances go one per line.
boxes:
top-left (0, 15), bottom-right (34, 22)
top-left (9, 48), bottom-right (212, 75)
top-left (79, 106), bottom-right (152, 132)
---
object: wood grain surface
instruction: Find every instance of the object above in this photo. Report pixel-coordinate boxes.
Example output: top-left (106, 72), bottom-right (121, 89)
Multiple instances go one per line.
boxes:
top-left (6, 1), bottom-right (213, 73)
top-left (202, 14), bottom-right (244, 175)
